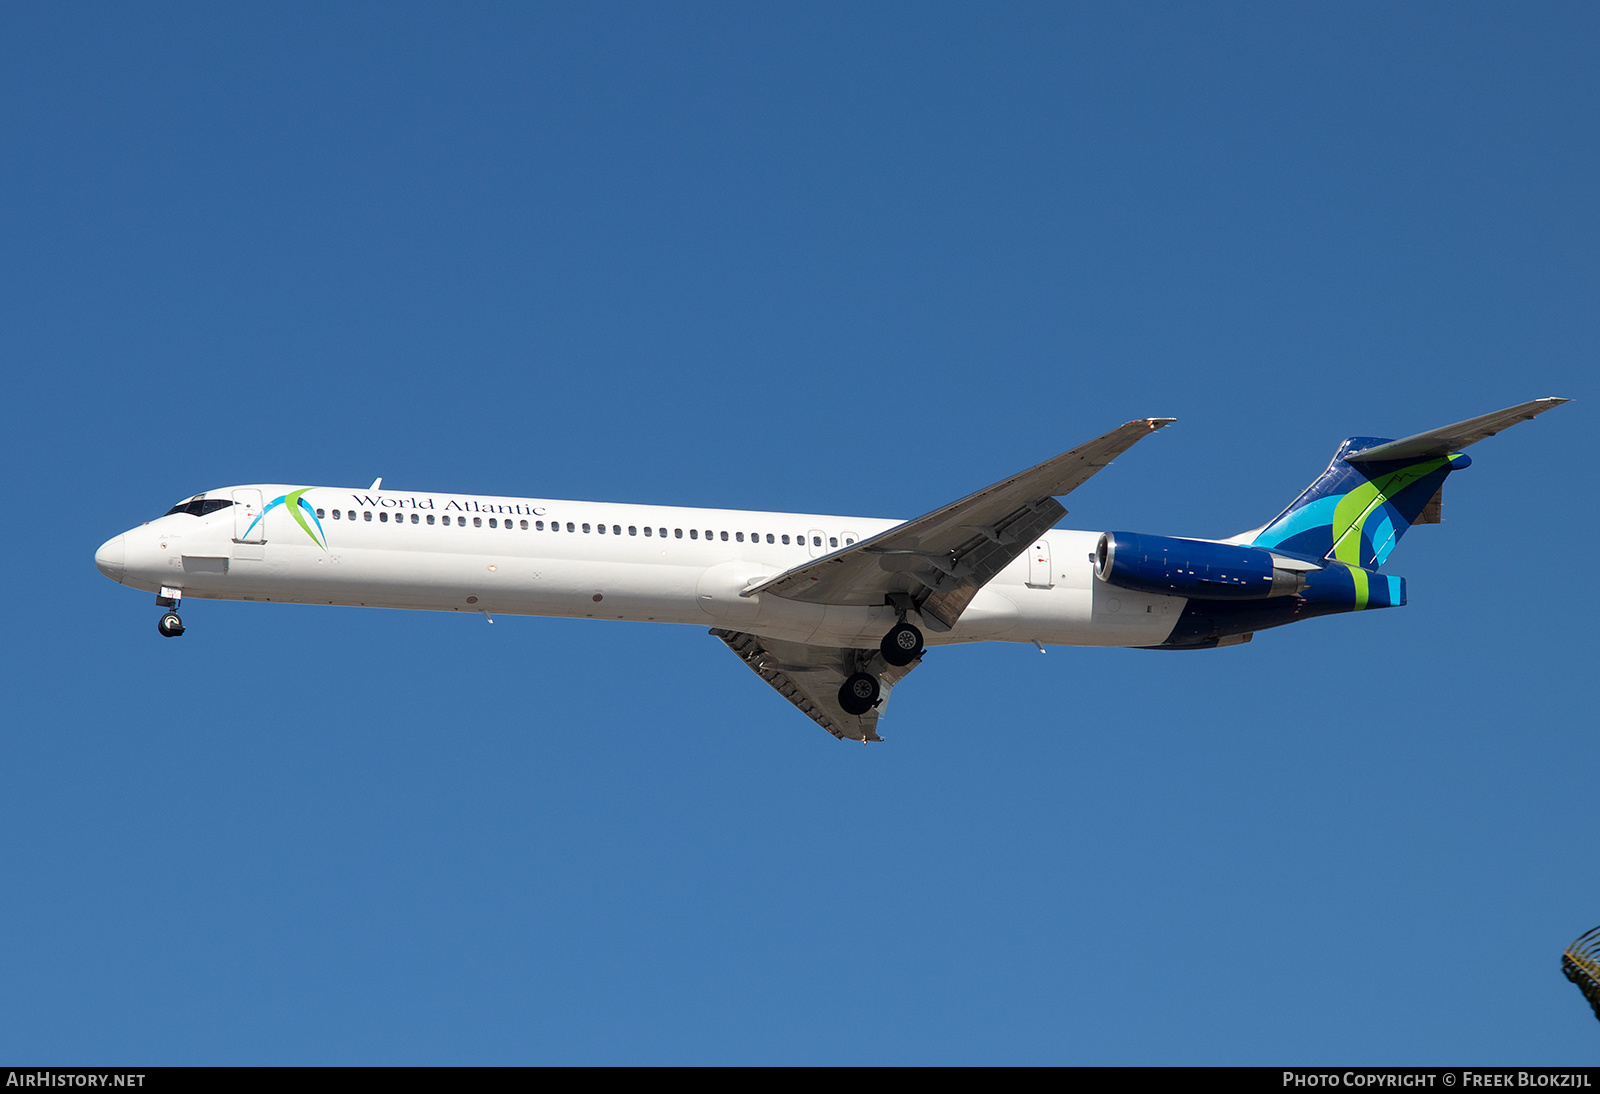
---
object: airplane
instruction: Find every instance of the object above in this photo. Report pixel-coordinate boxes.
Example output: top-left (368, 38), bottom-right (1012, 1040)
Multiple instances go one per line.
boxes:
top-left (93, 398), bottom-right (1566, 743)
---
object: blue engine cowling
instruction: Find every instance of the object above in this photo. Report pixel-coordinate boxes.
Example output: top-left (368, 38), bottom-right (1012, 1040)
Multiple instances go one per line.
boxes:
top-left (1094, 531), bottom-right (1305, 600)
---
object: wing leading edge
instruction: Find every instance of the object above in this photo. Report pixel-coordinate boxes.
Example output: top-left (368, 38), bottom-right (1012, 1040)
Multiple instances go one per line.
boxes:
top-left (743, 418), bottom-right (1174, 629)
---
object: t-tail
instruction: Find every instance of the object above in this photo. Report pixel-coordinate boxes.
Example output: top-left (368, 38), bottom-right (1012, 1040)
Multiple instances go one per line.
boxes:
top-left (1249, 397), bottom-right (1569, 567)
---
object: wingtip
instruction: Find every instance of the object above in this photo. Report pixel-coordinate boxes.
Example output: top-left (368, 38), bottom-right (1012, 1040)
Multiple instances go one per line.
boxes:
top-left (1146, 417), bottom-right (1177, 430)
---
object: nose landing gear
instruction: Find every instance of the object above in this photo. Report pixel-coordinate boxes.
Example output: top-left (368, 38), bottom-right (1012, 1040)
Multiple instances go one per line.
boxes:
top-left (156, 586), bottom-right (185, 638)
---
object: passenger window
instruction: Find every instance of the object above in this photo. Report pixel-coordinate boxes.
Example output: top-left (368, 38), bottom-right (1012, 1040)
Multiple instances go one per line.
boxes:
top-left (472, 517), bottom-right (481, 528)
top-left (379, 512), bottom-right (389, 523)
top-left (331, 510), bottom-right (341, 520)
top-left (597, 523), bottom-right (606, 534)
top-left (427, 514), bottom-right (436, 525)
top-left (766, 534), bottom-right (774, 544)
top-left (644, 526), bottom-right (652, 536)
top-left (629, 526), bottom-right (637, 536)
top-left (829, 537), bottom-right (838, 548)
top-left (735, 532), bottom-right (744, 542)
top-left (690, 529), bottom-right (698, 540)
top-left (535, 520), bottom-right (544, 530)
top-left (566, 522), bottom-right (575, 532)
top-left (520, 520), bottom-right (528, 530)
top-left (813, 536), bottom-right (822, 547)
top-left (409, 513), bottom-right (418, 524)
top-left (315, 508), bottom-right (325, 519)
top-left (660, 528), bottom-right (667, 538)
top-left (489, 518), bottom-right (497, 528)
top-left (348, 511), bottom-right (356, 521)
top-left (360, 511), bottom-right (370, 522)
top-left (781, 535), bottom-right (789, 544)
top-left (719, 531), bottom-right (728, 541)
top-left (613, 525), bottom-right (621, 535)
top-left (675, 529), bottom-right (683, 539)
top-left (582, 523), bottom-right (591, 533)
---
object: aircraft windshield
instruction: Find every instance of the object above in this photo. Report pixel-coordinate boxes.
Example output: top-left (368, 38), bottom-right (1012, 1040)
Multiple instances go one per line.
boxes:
top-left (163, 496), bottom-right (234, 518)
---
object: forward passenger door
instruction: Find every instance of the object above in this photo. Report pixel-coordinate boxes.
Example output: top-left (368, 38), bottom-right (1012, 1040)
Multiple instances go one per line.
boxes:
top-left (233, 489), bottom-right (265, 542)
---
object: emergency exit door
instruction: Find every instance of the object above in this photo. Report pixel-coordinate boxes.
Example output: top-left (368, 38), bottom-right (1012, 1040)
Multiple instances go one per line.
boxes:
top-left (1026, 539), bottom-right (1053, 588)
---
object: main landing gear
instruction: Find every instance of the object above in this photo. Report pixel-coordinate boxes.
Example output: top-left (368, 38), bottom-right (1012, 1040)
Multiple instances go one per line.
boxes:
top-left (837, 618), bottom-right (926, 716)
top-left (156, 586), bottom-right (185, 638)
top-left (838, 672), bottom-right (880, 716)
top-left (880, 621), bottom-right (924, 667)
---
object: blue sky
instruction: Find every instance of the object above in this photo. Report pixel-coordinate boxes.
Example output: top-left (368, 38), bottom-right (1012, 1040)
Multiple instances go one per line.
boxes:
top-left (2, 3), bottom-right (1596, 1063)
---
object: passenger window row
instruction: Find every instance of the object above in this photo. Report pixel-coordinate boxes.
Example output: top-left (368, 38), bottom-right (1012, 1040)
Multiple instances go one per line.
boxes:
top-left (310, 508), bottom-right (857, 548)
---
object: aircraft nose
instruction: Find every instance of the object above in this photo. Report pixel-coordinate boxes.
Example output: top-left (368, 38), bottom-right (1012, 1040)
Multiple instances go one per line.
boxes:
top-left (95, 534), bottom-right (126, 583)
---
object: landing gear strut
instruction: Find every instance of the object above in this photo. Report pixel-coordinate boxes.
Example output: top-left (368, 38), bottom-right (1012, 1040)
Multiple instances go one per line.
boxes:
top-left (838, 671), bottom-right (880, 716)
top-left (880, 621), bottom-right (924, 667)
top-left (156, 586), bottom-right (185, 638)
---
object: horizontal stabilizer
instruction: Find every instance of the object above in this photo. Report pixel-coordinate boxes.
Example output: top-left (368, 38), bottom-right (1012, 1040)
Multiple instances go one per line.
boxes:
top-left (1343, 397), bottom-right (1568, 462)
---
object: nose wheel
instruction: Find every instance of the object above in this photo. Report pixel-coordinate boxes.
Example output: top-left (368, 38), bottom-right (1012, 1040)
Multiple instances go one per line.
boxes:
top-left (156, 586), bottom-right (185, 637)
top-left (880, 621), bottom-right (924, 666)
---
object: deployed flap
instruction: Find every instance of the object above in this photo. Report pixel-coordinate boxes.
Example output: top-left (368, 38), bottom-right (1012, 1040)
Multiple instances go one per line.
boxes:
top-left (710, 628), bottom-right (922, 743)
top-left (743, 418), bottom-right (1174, 629)
top-left (1343, 397), bottom-right (1568, 462)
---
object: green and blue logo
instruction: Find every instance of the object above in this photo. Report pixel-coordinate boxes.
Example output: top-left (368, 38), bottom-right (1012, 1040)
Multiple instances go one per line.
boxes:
top-left (242, 488), bottom-right (327, 549)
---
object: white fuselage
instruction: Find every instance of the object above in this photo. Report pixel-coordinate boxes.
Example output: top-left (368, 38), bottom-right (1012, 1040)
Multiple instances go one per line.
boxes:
top-left (96, 484), bottom-right (1187, 648)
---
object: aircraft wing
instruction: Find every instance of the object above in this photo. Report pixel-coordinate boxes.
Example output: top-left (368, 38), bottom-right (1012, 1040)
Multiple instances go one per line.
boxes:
top-left (742, 418), bottom-right (1174, 629)
top-left (710, 628), bottom-right (922, 742)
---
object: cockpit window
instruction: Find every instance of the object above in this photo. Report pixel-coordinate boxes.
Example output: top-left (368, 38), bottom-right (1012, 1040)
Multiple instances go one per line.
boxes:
top-left (164, 496), bottom-right (235, 518)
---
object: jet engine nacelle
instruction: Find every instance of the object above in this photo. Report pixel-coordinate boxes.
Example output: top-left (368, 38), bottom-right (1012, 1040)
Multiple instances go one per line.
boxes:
top-left (1093, 531), bottom-right (1305, 600)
